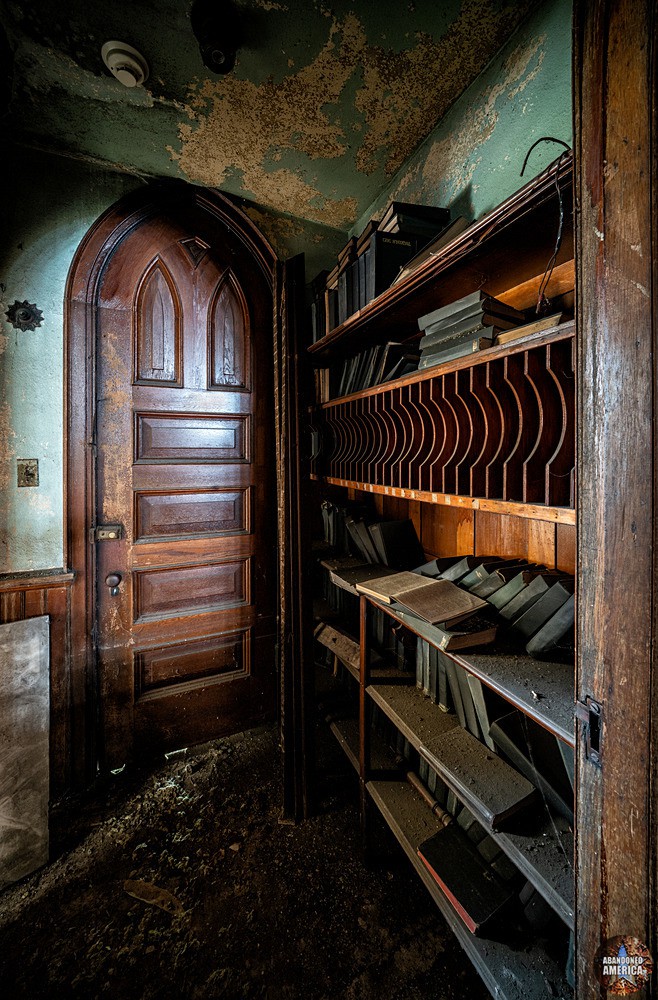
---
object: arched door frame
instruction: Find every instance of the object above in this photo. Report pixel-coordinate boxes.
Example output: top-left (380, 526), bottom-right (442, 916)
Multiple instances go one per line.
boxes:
top-left (64, 184), bottom-right (278, 785)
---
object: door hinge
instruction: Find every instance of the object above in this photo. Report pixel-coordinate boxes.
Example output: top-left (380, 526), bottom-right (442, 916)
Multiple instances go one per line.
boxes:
top-left (575, 696), bottom-right (603, 768)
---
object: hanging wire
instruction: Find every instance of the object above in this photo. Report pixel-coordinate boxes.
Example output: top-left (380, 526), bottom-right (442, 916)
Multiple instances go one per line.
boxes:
top-left (520, 137), bottom-right (571, 314)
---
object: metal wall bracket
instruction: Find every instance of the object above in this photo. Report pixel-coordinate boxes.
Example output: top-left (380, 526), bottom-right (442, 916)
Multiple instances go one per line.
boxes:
top-left (575, 696), bottom-right (603, 767)
top-left (89, 523), bottom-right (124, 542)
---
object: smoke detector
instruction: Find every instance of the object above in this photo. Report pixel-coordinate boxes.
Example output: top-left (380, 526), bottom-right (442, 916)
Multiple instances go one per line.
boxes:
top-left (101, 41), bottom-right (149, 88)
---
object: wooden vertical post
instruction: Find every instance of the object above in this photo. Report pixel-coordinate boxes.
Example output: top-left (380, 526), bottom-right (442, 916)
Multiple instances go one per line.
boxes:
top-left (277, 254), bottom-right (315, 823)
top-left (574, 1), bottom-right (656, 995)
top-left (359, 594), bottom-right (371, 853)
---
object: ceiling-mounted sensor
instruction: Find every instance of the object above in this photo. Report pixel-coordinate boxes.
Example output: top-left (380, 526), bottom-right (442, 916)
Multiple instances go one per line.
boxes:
top-left (101, 41), bottom-right (149, 88)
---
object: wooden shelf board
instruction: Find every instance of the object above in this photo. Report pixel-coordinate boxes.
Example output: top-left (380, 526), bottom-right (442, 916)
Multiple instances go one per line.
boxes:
top-left (367, 681), bottom-right (458, 749)
top-left (328, 715), bottom-right (398, 775)
top-left (496, 810), bottom-right (574, 930)
top-left (367, 599), bottom-right (575, 747)
top-left (318, 322), bottom-right (574, 397)
top-left (311, 479), bottom-right (576, 526)
top-left (314, 620), bottom-right (412, 684)
top-left (367, 683), bottom-right (537, 828)
top-left (368, 778), bottom-right (573, 1000)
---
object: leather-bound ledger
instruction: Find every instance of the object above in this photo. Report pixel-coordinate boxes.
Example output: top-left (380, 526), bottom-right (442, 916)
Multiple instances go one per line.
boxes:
top-left (393, 579), bottom-right (487, 627)
top-left (417, 826), bottom-right (515, 935)
top-left (512, 580), bottom-right (573, 639)
top-left (368, 519), bottom-right (425, 570)
top-left (526, 594), bottom-right (575, 658)
top-left (489, 710), bottom-right (574, 823)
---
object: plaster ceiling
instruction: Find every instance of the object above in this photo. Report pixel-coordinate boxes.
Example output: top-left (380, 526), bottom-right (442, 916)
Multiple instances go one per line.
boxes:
top-left (2, 0), bottom-right (534, 244)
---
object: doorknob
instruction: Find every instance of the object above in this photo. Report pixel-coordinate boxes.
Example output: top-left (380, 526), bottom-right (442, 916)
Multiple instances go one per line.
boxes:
top-left (105, 573), bottom-right (122, 597)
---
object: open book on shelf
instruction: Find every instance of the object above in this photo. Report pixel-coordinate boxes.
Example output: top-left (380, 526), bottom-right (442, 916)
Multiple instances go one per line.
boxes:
top-left (355, 573), bottom-right (488, 627)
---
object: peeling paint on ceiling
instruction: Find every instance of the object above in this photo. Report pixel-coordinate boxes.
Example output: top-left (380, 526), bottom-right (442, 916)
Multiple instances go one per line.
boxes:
top-left (1, 0), bottom-right (535, 236)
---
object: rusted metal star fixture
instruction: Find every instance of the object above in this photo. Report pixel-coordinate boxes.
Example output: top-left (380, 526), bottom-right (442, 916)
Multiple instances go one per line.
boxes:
top-left (5, 300), bottom-right (43, 331)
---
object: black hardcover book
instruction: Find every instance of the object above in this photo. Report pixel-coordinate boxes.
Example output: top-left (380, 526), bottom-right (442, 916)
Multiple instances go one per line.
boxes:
top-left (512, 580), bottom-right (574, 639)
top-left (468, 563), bottom-right (532, 598)
top-left (445, 657), bottom-right (466, 727)
top-left (350, 258), bottom-right (360, 317)
top-left (440, 555), bottom-right (496, 583)
top-left (355, 219), bottom-right (380, 309)
top-left (344, 517), bottom-right (375, 564)
top-left (337, 267), bottom-right (355, 326)
top-left (368, 519), bottom-right (425, 570)
top-left (393, 217), bottom-right (471, 285)
top-left (436, 647), bottom-right (451, 711)
top-left (486, 571), bottom-right (537, 610)
top-left (526, 594), bottom-right (575, 658)
top-left (498, 574), bottom-right (550, 622)
top-left (467, 674), bottom-right (496, 751)
top-left (367, 231), bottom-right (420, 301)
top-left (310, 269), bottom-right (329, 343)
top-left (418, 333), bottom-right (494, 369)
top-left (456, 665), bottom-right (480, 739)
top-left (417, 826), bottom-right (515, 934)
top-left (428, 644), bottom-right (439, 703)
top-left (379, 200), bottom-right (450, 233)
top-left (325, 264), bottom-right (339, 331)
top-left (459, 559), bottom-right (507, 589)
top-left (414, 556), bottom-right (473, 578)
top-left (489, 710), bottom-right (574, 823)
top-left (420, 311), bottom-right (519, 349)
top-left (382, 352), bottom-right (420, 382)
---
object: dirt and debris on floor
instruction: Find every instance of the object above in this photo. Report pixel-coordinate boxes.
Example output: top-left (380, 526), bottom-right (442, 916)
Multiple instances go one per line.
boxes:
top-left (0, 724), bottom-right (488, 1000)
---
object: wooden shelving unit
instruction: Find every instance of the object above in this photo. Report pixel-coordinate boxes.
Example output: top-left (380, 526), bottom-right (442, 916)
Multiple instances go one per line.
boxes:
top-left (309, 155), bottom-right (576, 999)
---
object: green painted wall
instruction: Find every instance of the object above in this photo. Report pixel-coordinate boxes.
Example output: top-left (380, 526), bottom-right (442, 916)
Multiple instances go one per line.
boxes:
top-left (0, 147), bottom-right (143, 574)
top-left (352, 0), bottom-right (572, 238)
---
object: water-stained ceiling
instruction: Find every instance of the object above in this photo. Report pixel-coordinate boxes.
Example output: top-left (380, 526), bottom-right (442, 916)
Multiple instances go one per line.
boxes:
top-left (2, 0), bottom-right (535, 242)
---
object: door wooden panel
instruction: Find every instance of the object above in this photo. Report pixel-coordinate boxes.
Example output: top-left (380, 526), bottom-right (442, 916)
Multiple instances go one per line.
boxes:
top-left (134, 488), bottom-right (250, 539)
top-left (209, 273), bottom-right (250, 390)
top-left (133, 559), bottom-right (250, 621)
top-left (134, 260), bottom-right (182, 385)
top-left (135, 629), bottom-right (250, 696)
top-left (135, 412), bottom-right (250, 463)
top-left (94, 207), bottom-right (276, 763)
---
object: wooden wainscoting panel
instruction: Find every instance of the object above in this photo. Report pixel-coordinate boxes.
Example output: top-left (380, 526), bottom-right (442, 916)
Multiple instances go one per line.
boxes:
top-left (0, 573), bottom-right (74, 795)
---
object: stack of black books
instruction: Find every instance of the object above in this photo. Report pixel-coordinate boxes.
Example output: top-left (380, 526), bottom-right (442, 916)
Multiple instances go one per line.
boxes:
top-left (417, 291), bottom-right (526, 369)
top-left (379, 200), bottom-right (450, 240)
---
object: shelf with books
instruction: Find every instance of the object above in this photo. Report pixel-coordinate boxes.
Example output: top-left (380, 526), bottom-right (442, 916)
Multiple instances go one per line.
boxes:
top-left (358, 598), bottom-right (574, 930)
top-left (368, 778), bottom-right (572, 1000)
top-left (369, 597), bottom-right (575, 746)
top-left (315, 641), bottom-right (574, 932)
top-left (308, 153), bottom-right (573, 362)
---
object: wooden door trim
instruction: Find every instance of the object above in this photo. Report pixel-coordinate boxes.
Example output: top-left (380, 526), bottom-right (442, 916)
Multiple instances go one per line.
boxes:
top-left (574, 1), bottom-right (657, 994)
top-left (64, 185), bottom-right (276, 784)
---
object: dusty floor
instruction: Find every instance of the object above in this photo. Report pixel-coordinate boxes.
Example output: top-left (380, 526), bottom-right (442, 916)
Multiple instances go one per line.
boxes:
top-left (0, 724), bottom-right (488, 1000)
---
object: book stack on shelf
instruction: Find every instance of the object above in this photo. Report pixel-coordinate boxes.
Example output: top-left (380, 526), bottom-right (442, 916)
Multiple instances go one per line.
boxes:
top-left (416, 290), bottom-right (527, 369)
top-left (314, 200), bottom-right (454, 337)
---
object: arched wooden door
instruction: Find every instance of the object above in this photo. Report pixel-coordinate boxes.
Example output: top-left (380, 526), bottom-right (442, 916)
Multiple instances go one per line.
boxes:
top-left (67, 189), bottom-right (277, 769)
